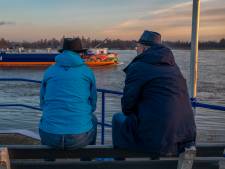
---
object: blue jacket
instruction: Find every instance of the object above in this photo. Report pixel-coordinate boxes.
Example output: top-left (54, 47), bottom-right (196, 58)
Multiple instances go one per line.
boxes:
top-left (120, 44), bottom-right (196, 155)
top-left (39, 51), bottom-right (97, 134)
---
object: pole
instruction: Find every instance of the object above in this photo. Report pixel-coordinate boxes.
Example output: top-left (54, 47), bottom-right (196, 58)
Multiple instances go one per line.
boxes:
top-left (101, 92), bottom-right (105, 145)
top-left (190, 0), bottom-right (200, 99)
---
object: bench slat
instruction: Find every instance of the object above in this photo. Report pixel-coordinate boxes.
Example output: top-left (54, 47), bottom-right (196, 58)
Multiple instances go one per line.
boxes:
top-left (197, 146), bottom-right (224, 157)
top-left (4, 144), bottom-right (225, 159)
top-left (8, 148), bottom-right (158, 159)
top-left (10, 160), bottom-right (219, 169)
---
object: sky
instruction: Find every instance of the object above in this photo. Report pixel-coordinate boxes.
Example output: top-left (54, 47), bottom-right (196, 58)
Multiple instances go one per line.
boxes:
top-left (0, 0), bottom-right (225, 41)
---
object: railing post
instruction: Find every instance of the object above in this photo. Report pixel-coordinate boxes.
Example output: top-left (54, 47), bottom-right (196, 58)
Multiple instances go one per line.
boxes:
top-left (189, 0), bottom-right (200, 98)
top-left (101, 92), bottom-right (105, 145)
top-left (191, 97), bottom-right (197, 115)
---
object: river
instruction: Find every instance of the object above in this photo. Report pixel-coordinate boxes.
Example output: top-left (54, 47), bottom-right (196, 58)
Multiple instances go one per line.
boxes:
top-left (0, 50), bottom-right (225, 143)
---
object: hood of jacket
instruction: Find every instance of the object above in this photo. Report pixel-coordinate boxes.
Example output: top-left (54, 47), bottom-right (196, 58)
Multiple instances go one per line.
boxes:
top-left (124, 44), bottom-right (175, 72)
top-left (55, 50), bottom-right (84, 67)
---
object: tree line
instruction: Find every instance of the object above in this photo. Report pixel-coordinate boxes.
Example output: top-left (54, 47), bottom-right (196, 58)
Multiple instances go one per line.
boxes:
top-left (0, 37), bottom-right (225, 50)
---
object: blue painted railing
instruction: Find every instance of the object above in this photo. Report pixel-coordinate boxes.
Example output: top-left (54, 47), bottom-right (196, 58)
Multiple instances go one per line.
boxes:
top-left (0, 78), bottom-right (225, 145)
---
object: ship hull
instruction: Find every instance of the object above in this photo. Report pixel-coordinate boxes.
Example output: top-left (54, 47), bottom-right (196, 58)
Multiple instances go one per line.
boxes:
top-left (0, 53), bottom-right (117, 67)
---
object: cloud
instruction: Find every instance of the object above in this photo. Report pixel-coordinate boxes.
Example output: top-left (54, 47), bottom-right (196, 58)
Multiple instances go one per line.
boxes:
top-left (102, 0), bottom-right (225, 41)
top-left (150, 1), bottom-right (192, 15)
top-left (0, 21), bottom-right (16, 26)
top-left (149, 0), bottom-right (213, 16)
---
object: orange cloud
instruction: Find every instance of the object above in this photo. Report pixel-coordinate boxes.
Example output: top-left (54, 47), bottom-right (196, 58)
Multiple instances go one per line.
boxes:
top-left (102, 0), bottom-right (225, 41)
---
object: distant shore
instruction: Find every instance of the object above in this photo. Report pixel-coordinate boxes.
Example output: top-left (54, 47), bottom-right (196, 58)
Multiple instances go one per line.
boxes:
top-left (1, 37), bottom-right (225, 50)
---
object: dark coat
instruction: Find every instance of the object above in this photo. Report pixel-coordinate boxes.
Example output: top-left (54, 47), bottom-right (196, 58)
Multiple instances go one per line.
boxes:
top-left (120, 44), bottom-right (196, 155)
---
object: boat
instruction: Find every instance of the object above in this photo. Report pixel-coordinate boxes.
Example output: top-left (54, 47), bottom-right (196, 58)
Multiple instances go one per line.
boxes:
top-left (83, 48), bottom-right (119, 66)
top-left (0, 48), bottom-right (119, 67)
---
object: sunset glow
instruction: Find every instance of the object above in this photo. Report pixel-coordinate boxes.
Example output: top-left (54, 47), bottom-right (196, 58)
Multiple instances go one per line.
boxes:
top-left (0, 0), bottom-right (224, 41)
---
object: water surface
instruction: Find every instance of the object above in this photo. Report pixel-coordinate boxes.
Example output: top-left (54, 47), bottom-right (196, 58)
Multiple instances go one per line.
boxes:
top-left (0, 50), bottom-right (225, 143)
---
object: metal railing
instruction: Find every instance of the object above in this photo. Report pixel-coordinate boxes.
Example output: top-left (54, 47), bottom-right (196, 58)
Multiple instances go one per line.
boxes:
top-left (0, 78), bottom-right (225, 145)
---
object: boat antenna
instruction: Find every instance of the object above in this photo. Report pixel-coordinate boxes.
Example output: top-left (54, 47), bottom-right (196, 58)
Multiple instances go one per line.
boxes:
top-left (190, 0), bottom-right (200, 99)
top-left (94, 38), bottom-right (108, 48)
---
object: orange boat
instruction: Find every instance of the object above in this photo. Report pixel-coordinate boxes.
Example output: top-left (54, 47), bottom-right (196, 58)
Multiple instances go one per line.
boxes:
top-left (85, 61), bottom-right (117, 66)
top-left (83, 48), bottom-right (119, 66)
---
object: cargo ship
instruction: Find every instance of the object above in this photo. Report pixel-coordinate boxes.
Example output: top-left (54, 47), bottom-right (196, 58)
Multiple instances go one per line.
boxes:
top-left (0, 48), bottom-right (119, 67)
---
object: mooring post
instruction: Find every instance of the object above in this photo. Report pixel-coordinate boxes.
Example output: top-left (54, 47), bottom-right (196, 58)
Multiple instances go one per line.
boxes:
top-left (0, 148), bottom-right (11, 169)
top-left (177, 146), bottom-right (196, 169)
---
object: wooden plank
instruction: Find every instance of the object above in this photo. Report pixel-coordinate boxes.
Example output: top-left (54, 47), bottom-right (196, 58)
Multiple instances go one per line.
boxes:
top-left (5, 143), bottom-right (225, 150)
top-left (8, 148), bottom-right (157, 159)
top-left (197, 143), bottom-right (225, 157)
top-left (192, 160), bottom-right (220, 169)
top-left (10, 159), bottom-right (220, 169)
top-left (4, 143), bottom-right (225, 159)
top-left (6, 145), bottom-right (158, 159)
top-left (11, 160), bottom-right (178, 169)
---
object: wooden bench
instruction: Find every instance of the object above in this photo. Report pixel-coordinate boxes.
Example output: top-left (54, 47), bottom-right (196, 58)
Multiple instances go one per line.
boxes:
top-left (0, 143), bottom-right (224, 169)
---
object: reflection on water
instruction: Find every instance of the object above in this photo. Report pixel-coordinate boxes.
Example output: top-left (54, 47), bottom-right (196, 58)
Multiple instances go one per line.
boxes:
top-left (0, 50), bottom-right (225, 143)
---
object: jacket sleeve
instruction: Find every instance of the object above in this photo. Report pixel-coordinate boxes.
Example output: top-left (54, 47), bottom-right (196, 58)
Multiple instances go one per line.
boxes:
top-left (90, 73), bottom-right (97, 113)
top-left (121, 64), bottom-right (144, 116)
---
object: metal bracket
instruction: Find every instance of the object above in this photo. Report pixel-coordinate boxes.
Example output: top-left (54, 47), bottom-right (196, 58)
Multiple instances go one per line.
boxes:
top-left (0, 148), bottom-right (11, 169)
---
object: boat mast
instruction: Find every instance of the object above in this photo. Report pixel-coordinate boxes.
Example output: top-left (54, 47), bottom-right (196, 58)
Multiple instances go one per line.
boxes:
top-left (94, 38), bottom-right (108, 48)
top-left (190, 0), bottom-right (200, 99)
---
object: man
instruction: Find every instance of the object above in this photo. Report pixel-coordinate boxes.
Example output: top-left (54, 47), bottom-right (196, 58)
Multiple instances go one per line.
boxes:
top-left (39, 38), bottom-right (97, 149)
top-left (112, 30), bottom-right (196, 156)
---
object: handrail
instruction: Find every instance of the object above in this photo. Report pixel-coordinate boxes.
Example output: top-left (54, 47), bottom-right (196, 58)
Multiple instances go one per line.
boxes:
top-left (0, 78), bottom-right (225, 144)
top-left (191, 98), bottom-right (225, 111)
top-left (97, 88), bottom-right (123, 95)
top-left (0, 104), bottom-right (41, 111)
top-left (0, 78), bottom-right (41, 84)
top-left (195, 102), bottom-right (225, 111)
